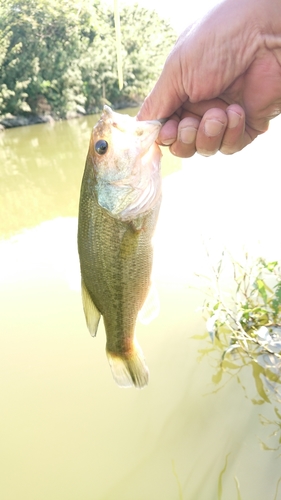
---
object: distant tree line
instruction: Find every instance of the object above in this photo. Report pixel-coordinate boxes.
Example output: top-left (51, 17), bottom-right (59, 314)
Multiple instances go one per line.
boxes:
top-left (0, 0), bottom-right (176, 118)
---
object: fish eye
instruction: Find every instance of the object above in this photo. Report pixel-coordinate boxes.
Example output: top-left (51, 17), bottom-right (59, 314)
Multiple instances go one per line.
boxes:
top-left (95, 140), bottom-right (108, 155)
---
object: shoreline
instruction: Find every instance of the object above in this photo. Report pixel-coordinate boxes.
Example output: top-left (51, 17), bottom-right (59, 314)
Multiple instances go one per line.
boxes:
top-left (0, 101), bottom-right (141, 131)
top-left (0, 114), bottom-right (55, 131)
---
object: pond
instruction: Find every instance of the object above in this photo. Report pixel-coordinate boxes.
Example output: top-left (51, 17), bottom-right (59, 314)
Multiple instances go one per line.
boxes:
top-left (1, 110), bottom-right (281, 500)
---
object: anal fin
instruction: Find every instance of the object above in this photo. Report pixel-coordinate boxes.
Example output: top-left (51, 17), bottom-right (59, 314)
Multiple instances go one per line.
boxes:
top-left (81, 278), bottom-right (101, 337)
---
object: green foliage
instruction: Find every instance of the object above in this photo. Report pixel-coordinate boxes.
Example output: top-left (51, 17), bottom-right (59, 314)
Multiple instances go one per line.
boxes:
top-left (194, 251), bottom-right (281, 456)
top-left (199, 251), bottom-right (281, 405)
top-left (0, 0), bottom-right (176, 118)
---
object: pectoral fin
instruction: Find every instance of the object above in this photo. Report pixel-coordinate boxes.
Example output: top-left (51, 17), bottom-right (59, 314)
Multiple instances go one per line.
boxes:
top-left (81, 278), bottom-right (101, 337)
top-left (138, 282), bottom-right (160, 325)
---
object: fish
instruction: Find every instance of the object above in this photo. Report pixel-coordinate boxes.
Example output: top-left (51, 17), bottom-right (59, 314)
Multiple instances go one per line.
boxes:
top-left (77, 105), bottom-right (163, 388)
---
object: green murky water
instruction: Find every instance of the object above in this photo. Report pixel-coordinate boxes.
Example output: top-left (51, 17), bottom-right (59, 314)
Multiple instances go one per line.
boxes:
top-left (1, 110), bottom-right (281, 500)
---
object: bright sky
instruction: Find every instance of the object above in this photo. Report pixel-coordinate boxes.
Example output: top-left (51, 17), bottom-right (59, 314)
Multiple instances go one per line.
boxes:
top-left (118, 0), bottom-right (221, 34)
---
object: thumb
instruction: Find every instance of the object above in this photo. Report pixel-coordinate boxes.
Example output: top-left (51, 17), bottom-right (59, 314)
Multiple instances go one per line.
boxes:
top-left (137, 61), bottom-right (184, 121)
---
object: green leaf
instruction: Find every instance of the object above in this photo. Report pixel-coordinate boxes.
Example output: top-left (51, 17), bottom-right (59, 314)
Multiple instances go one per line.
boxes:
top-left (255, 278), bottom-right (268, 304)
top-left (274, 406), bottom-right (281, 420)
top-left (222, 359), bottom-right (240, 370)
top-left (212, 368), bottom-right (223, 385)
top-left (259, 441), bottom-right (278, 451)
top-left (271, 298), bottom-right (280, 318)
top-left (251, 362), bottom-right (270, 403)
top-left (251, 398), bottom-right (265, 405)
top-left (274, 282), bottom-right (281, 303)
top-left (0, 0), bottom-right (177, 116)
top-left (266, 261), bottom-right (278, 272)
top-left (191, 333), bottom-right (208, 340)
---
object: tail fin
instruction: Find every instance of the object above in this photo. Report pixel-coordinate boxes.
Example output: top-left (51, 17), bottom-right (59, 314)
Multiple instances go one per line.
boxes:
top-left (106, 344), bottom-right (149, 389)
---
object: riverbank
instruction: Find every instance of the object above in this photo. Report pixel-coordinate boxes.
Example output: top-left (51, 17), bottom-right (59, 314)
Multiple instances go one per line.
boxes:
top-left (0, 114), bottom-right (55, 131)
top-left (0, 100), bottom-right (141, 131)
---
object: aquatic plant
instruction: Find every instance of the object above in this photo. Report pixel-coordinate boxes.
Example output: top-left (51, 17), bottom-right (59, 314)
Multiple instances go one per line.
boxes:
top-left (198, 250), bottom-right (281, 404)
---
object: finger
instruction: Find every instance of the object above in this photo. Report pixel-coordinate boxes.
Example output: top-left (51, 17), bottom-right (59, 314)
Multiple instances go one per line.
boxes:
top-left (169, 117), bottom-right (200, 158)
top-left (195, 108), bottom-right (228, 156)
top-left (138, 83), bottom-right (182, 122)
top-left (157, 116), bottom-right (179, 146)
top-left (219, 105), bottom-right (246, 154)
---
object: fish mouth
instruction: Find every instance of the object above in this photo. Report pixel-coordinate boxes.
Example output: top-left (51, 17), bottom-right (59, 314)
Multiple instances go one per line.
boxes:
top-left (100, 105), bottom-right (162, 152)
top-left (103, 104), bottom-right (163, 123)
top-left (102, 105), bottom-right (114, 121)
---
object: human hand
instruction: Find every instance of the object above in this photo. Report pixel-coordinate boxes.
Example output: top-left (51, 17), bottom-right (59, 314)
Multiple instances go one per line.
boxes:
top-left (138, 0), bottom-right (281, 157)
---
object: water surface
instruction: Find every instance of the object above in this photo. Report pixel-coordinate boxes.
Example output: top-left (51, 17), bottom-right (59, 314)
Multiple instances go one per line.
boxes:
top-left (1, 111), bottom-right (281, 500)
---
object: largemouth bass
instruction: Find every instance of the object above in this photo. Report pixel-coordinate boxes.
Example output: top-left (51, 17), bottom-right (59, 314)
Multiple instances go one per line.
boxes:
top-left (77, 105), bottom-right (162, 388)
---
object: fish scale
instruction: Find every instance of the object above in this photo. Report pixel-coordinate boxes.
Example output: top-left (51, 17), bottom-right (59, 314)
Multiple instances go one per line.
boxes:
top-left (78, 106), bottom-right (163, 388)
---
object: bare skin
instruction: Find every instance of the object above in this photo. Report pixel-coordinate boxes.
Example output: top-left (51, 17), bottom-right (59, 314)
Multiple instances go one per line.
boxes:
top-left (138, 0), bottom-right (281, 157)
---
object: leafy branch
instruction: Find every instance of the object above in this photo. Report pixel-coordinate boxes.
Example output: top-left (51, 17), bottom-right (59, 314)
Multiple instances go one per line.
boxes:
top-left (197, 249), bottom-right (281, 404)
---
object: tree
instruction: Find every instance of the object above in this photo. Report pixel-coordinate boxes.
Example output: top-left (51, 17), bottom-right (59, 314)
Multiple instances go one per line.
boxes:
top-left (0, 0), bottom-right (176, 118)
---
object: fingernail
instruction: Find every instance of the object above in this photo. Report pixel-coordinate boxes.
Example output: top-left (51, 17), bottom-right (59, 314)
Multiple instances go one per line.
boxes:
top-left (179, 126), bottom-right (197, 144)
top-left (204, 120), bottom-right (225, 137)
top-left (227, 110), bottom-right (241, 129)
top-left (161, 138), bottom-right (174, 146)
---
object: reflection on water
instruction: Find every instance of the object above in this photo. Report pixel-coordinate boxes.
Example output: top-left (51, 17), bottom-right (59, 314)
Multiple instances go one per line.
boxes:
top-left (1, 112), bottom-right (281, 499)
top-left (194, 250), bottom-right (281, 425)
top-left (0, 110), bottom-right (180, 239)
top-left (1, 122), bottom-right (82, 238)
